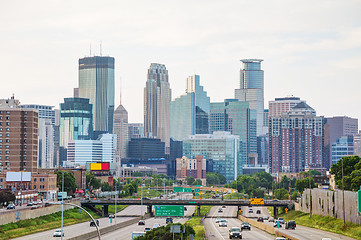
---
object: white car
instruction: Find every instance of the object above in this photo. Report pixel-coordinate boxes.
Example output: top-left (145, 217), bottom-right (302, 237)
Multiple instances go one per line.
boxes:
top-left (53, 229), bottom-right (64, 237)
top-left (218, 219), bottom-right (227, 227)
top-left (215, 217), bottom-right (222, 223)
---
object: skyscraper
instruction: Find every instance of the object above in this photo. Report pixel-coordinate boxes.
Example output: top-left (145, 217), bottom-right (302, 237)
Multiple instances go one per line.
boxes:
top-left (268, 96), bottom-right (305, 117)
top-left (144, 63), bottom-right (171, 152)
top-left (170, 75), bottom-right (210, 141)
top-left (235, 59), bottom-right (265, 136)
top-left (113, 99), bottom-right (129, 162)
top-left (78, 56), bottom-right (115, 133)
top-left (269, 102), bottom-right (324, 173)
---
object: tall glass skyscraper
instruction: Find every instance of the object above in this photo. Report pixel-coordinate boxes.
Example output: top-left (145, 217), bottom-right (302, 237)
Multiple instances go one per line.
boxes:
top-left (59, 98), bottom-right (93, 165)
top-left (144, 63), bottom-right (171, 152)
top-left (170, 75), bottom-right (210, 141)
top-left (78, 56), bottom-right (115, 133)
top-left (235, 59), bottom-right (265, 136)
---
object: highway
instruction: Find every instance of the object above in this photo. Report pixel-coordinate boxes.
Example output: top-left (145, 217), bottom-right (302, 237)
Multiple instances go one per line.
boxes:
top-left (242, 206), bottom-right (357, 240)
top-left (204, 206), bottom-right (275, 240)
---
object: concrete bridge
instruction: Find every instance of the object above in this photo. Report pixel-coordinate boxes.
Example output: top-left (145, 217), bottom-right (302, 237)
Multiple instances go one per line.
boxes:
top-left (81, 199), bottom-right (292, 218)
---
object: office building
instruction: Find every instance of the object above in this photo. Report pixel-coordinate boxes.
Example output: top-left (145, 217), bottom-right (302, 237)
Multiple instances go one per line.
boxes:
top-left (78, 56), bottom-right (115, 133)
top-left (257, 135), bottom-right (269, 165)
top-left (20, 104), bottom-right (56, 169)
top-left (170, 75), bottom-right (210, 141)
top-left (210, 99), bottom-right (256, 166)
top-left (183, 131), bottom-right (240, 182)
top-left (331, 136), bottom-right (354, 165)
top-left (128, 123), bottom-right (144, 139)
top-left (235, 59), bottom-right (265, 136)
top-left (144, 63), bottom-right (171, 152)
top-left (113, 101), bottom-right (129, 162)
top-left (176, 156), bottom-right (206, 182)
top-left (59, 98), bottom-right (93, 165)
top-left (269, 102), bottom-right (324, 173)
top-left (0, 97), bottom-right (38, 173)
top-left (128, 138), bottom-right (166, 160)
top-left (354, 131), bottom-right (361, 157)
top-left (268, 96), bottom-right (305, 117)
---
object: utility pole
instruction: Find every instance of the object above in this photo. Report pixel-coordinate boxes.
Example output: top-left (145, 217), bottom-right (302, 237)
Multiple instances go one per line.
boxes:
top-left (309, 171), bottom-right (312, 218)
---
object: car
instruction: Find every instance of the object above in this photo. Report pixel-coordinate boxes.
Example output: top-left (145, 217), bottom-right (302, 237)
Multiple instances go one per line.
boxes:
top-left (153, 223), bottom-right (161, 229)
top-left (31, 206), bottom-right (38, 210)
top-left (229, 227), bottom-right (242, 239)
top-left (53, 229), bottom-right (64, 237)
top-left (277, 217), bottom-right (285, 224)
top-left (268, 217), bottom-right (275, 222)
top-left (142, 197), bottom-right (150, 200)
top-left (274, 220), bottom-right (282, 228)
top-left (248, 208), bottom-right (253, 213)
top-left (263, 216), bottom-right (269, 220)
top-left (109, 214), bottom-right (115, 219)
top-left (138, 220), bottom-right (145, 225)
top-left (285, 220), bottom-right (296, 229)
top-left (241, 222), bottom-right (251, 231)
top-left (7, 204), bottom-right (15, 209)
top-left (166, 217), bottom-right (173, 224)
top-left (184, 207), bottom-right (187, 211)
top-left (218, 219), bottom-right (227, 227)
top-left (218, 208), bottom-right (223, 213)
top-left (257, 217), bottom-right (264, 222)
top-left (222, 205), bottom-right (226, 208)
top-left (90, 219), bottom-right (99, 227)
top-left (215, 217), bottom-right (222, 223)
top-left (256, 209), bottom-right (261, 214)
top-left (144, 227), bottom-right (152, 232)
top-left (27, 202), bottom-right (34, 206)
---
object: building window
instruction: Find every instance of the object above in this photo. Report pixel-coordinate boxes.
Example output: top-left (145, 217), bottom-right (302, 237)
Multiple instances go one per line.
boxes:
top-left (34, 178), bottom-right (37, 182)
top-left (5, 156), bottom-right (8, 160)
top-left (33, 185), bottom-right (36, 189)
top-left (5, 145), bottom-right (9, 149)
top-left (6, 139), bottom-right (9, 143)
top-left (6, 128), bottom-right (9, 131)
top-left (24, 139), bottom-right (26, 143)
top-left (6, 133), bottom-right (9, 137)
top-left (24, 145), bottom-right (27, 149)
top-left (6, 117), bottom-right (9, 120)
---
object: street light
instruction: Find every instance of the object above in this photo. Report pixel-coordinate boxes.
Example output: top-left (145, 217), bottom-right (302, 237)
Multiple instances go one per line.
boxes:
top-left (61, 171), bottom-right (64, 240)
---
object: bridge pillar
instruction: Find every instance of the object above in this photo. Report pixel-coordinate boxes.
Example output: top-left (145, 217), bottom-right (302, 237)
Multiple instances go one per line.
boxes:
top-left (147, 205), bottom-right (154, 217)
top-left (237, 206), bottom-right (241, 217)
top-left (102, 205), bottom-right (109, 217)
top-left (273, 207), bottom-right (278, 219)
top-left (197, 205), bottom-right (201, 216)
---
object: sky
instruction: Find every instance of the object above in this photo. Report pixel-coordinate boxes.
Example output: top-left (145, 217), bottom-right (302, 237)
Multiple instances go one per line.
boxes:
top-left (1, 0), bottom-right (361, 126)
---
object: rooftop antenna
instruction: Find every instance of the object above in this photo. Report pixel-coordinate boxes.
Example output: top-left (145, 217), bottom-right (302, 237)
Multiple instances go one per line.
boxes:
top-left (100, 40), bottom-right (102, 56)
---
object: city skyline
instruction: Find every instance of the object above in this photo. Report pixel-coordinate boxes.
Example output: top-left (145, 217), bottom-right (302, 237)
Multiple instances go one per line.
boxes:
top-left (1, 1), bottom-right (361, 126)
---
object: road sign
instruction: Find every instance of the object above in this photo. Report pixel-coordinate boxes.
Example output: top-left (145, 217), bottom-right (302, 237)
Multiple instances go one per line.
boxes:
top-left (285, 208), bottom-right (288, 213)
top-left (199, 191), bottom-right (203, 195)
top-left (15, 211), bottom-right (21, 217)
top-left (358, 187), bottom-right (361, 213)
top-left (184, 188), bottom-right (192, 192)
top-left (277, 221), bottom-right (280, 228)
top-left (194, 188), bottom-right (200, 192)
top-left (194, 185), bottom-right (201, 187)
top-left (173, 187), bottom-right (183, 193)
top-left (155, 205), bottom-right (184, 216)
top-left (250, 198), bottom-right (264, 205)
top-left (170, 225), bottom-right (181, 233)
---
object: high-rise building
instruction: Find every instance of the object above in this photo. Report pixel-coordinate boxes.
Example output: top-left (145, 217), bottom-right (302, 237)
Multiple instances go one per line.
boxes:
top-left (144, 63), bottom-right (171, 153)
top-left (353, 131), bottom-right (361, 158)
top-left (113, 101), bottom-right (129, 162)
top-left (0, 97), bottom-right (38, 173)
top-left (183, 131), bottom-right (240, 182)
top-left (128, 123), bottom-right (144, 139)
top-left (176, 156), bottom-right (206, 182)
top-left (170, 75), bottom-right (210, 141)
top-left (20, 105), bottom-right (56, 169)
top-left (268, 96), bottom-right (305, 117)
top-left (331, 136), bottom-right (354, 165)
top-left (59, 98), bottom-right (93, 165)
top-left (128, 138), bottom-right (166, 160)
top-left (325, 116), bottom-right (358, 169)
top-left (78, 56), bottom-right (115, 133)
top-left (235, 59), bottom-right (265, 136)
top-left (210, 99), bottom-right (256, 166)
top-left (269, 102), bottom-right (324, 173)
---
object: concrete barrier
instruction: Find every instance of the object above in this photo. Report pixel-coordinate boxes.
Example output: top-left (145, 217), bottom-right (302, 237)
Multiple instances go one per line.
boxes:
top-left (238, 215), bottom-right (299, 240)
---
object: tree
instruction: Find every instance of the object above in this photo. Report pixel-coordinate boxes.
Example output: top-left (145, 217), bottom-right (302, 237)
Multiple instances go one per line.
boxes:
top-left (101, 182), bottom-right (112, 191)
top-left (254, 172), bottom-right (273, 190)
top-left (295, 177), bottom-right (317, 193)
top-left (193, 179), bottom-right (202, 186)
top-left (274, 188), bottom-right (289, 200)
top-left (0, 191), bottom-right (16, 205)
top-left (57, 171), bottom-right (77, 194)
top-left (185, 176), bottom-right (195, 186)
top-left (86, 172), bottom-right (101, 190)
top-left (330, 156), bottom-right (361, 190)
top-left (252, 188), bottom-right (265, 198)
top-left (280, 175), bottom-right (290, 190)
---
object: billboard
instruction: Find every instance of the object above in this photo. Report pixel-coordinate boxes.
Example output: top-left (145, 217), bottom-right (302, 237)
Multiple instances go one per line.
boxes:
top-left (6, 172), bottom-right (31, 182)
top-left (90, 162), bottom-right (110, 171)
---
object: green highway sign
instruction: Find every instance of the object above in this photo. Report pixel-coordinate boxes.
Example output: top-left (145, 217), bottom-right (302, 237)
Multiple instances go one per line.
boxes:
top-left (155, 205), bottom-right (184, 216)
top-left (184, 188), bottom-right (192, 192)
top-left (194, 185), bottom-right (201, 187)
top-left (194, 188), bottom-right (200, 192)
top-left (173, 187), bottom-right (183, 193)
top-left (358, 187), bottom-right (361, 213)
top-left (189, 201), bottom-right (196, 204)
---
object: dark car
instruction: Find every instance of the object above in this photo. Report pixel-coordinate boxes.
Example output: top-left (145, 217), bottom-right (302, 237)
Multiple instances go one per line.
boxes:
top-left (285, 220), bottom-right (296, 229)
top-left (241, 222), bottom-right (251, 231)
top-left (256, 210), bottom-right (261, 214)
top-left (142, 197), bottom-right (150, 200)
top-left (229, 227), bottom-right (242, 239)
top-left (90, 219), bottom-right (99, 227)
top-left (166, 217), bottom-right (173, 224)
top-left (257, 217), bottom-right (264, 222)
top-left (7, 204), bottom-right (15, 209)
top-left (138, 220), bottom-right (145, 225)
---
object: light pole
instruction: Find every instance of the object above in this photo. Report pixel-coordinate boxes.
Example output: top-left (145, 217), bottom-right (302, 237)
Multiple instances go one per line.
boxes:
top-left (115, 182), bottom-right (117, 224)
top-left (309, 171), bottom-right (312, 218)
top-left (140, 184), bottom-right (143, 218)
top-left (61, 171), bottom-right (64, 240)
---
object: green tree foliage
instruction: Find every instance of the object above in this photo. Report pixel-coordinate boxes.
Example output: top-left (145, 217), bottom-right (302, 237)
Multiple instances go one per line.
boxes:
top-left (101, 182), bottom-right (112, 191)
top-left (206, 172), bottom-right (227, 185)
top-left (280, 175), bottom-right (290, 190)
top-left (254, 172), bottom-right (273, 189)
top-left (56, 171), bottom-right (77, 194)
top-left (145, 179), bottom-right (151, 187)
top-left (295, 177), bottom-right (317, 193)
top-left (274, 188), bottom-right (289, 200)
top-left (193, 179), bottom-right (202, 186)
top-left (135, 223), bottom-right (195, 240)
top-left (0, 191), bottom-right (16, 205)
top-left (330, 156), bottom-right (361, 191)
top-left (86, 172), bottom-right (101, 190)
top-left (252, 188), bottom-right (265, 198)
top-left (290, 191), bottom-right (299, 200)
top-left (186, 176), bottom-right (195, 185)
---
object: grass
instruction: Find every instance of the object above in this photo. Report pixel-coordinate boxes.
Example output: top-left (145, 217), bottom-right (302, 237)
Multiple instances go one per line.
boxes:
top-left (0, 207), bottom-right (101, 240)
top-left (185, 206), bottom-right (212, 240)
top-left (278, 210), bottom-right (361, 239)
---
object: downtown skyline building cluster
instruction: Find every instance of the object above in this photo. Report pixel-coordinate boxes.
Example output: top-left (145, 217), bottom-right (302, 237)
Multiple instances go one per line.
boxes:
top-left (1, 54), bottom-right (360, 187)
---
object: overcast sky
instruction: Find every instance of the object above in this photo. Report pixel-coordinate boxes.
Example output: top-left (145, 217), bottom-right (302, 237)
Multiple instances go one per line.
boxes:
top-left (1, 0), bottom-right (361, 126)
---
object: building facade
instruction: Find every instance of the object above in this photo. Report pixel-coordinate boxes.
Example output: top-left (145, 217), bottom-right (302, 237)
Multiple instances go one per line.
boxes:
top-left (354, 131), bottom-right (361, 158)
top-left (144, 63), bottom-right (171, 152)
top-left (113, 104), bottom-right (129, 161)
top-left (331, 136), bottom-right (354, 165)
top-left (0, 97), bottom-right (38, 173)
top-left (128, 138), bottom-right (166, 160)
top-left (235, 59), bottom-right (265, 136)
top-left (128, 123), bottom-right (144, 139)
top-left (268, 96), bottom-right (305, 117)
top-left (170, 75), bottom-right (210, 141)
top-left (78, 56), bottom-right (115, 133)
top-left (176, 155), bottom-right (206, 180)
top-left (183, 131), bottom-right (240, 182)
